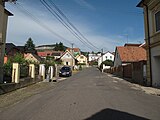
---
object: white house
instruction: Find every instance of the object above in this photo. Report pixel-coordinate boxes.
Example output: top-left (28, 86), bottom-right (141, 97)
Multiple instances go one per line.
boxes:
top-left (98, 51), bottom-right (114, 67)
top-left (59, 50), bottom-right (76, 66)
top-left (88, 53), bottom-right (101, 62)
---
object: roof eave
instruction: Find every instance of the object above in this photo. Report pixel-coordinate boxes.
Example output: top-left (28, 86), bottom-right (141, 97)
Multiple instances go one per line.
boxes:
top-left (4, 9), bottom-right (13, 16)
top-left (136, 0), bottom-right (144, 7)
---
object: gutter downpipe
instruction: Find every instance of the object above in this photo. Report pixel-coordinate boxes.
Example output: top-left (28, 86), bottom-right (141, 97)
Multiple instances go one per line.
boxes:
top-left (144, 4), bottom-right (152, 86)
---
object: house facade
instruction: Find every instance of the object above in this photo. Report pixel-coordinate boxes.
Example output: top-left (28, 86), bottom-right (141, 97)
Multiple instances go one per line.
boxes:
top-left (98, 51), bottom-right (114, 67)
top-left (88, 53), bottom-right (101, 62)
top-left (60, 50), bottom-right (76, 66)
top-left (113, 44), bottom-right (147, 84)
top-left (24, 53), bottom-right (42, 63)
top-left (4, 43), bottom-right (22, 63)
top-left (137, 0), bottom-right (160, 87)
top-left (114, 44), bottom-right (147, 67)
top-left (76, 54), bottom-right (88, 65)
top-left (0, 1), bottom-right (13, 83)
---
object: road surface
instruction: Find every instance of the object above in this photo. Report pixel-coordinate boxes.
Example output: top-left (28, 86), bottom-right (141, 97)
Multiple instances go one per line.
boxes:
top-left (0, 67), bottom-right (160, 120)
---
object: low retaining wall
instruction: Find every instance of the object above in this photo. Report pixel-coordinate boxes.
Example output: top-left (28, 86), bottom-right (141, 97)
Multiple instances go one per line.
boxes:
top-left (0, 76), bottom-right (42, 95)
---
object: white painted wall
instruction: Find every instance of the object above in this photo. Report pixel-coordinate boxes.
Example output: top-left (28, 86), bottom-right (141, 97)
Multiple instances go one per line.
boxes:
top-left (88, 53), bottom-right (101, 62)
top-left (98, 52), bottom-right (114, 67)
top-left (114, 50), bottom-right (122, 67)
top-left (151, 45), bottom-right (160, 87)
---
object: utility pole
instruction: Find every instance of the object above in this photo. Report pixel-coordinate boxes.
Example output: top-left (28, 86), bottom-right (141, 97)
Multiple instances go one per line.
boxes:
top-left (71, 43), bottom-right (74, 68)
top-left (71, 43), bottom-right (74, 55)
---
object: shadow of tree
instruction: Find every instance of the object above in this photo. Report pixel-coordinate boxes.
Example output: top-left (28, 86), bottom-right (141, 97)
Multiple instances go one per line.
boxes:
top-left (84, 108), bottom-right (149, 120)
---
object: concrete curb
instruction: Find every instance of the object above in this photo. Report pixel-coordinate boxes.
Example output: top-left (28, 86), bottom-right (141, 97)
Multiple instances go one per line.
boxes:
top-left (105, 73), bottom-right (160, 96)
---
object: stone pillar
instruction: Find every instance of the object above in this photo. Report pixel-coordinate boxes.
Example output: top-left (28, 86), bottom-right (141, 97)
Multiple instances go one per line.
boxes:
top-left (55, 64), bottom-right (58, 77)
top-left (29, 64), bottom-right (35, 79)
top-left (49, 66), bottom-right (54, 79)
top-left (39, 64), bottom-right (45, 80)
top-left (12, 63), bottom-right (20, 83)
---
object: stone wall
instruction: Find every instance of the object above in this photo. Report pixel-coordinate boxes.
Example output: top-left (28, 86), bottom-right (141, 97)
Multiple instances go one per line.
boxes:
top-left (0, 76), bottom-right (42, 95)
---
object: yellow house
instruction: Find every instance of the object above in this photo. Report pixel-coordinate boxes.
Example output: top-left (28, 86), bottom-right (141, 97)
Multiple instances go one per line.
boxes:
top-left (0, 0), bottom-right (13, 83)
top-left (76, 54), bottom-right (88, 65)
top-left (137, 0), bottom-right (160, 87)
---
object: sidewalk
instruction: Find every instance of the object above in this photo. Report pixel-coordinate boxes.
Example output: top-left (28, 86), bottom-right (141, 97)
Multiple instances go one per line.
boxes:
top-left (107, 73), bottom-right (160, 96)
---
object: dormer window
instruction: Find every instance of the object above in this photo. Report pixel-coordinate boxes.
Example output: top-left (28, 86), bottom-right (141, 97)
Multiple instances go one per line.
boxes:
top-left (155, 11), bottom-right (160, 32)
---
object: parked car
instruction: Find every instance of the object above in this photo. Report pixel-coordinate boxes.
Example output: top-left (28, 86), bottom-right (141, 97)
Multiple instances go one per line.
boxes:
top-left (59, 66), bottom-right (72, 77)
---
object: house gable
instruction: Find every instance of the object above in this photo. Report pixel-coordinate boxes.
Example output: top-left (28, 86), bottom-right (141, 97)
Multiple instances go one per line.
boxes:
top-left (61, 52), bottom-right (73, 59)
top-left (114, 47), bottom-right (122, 67)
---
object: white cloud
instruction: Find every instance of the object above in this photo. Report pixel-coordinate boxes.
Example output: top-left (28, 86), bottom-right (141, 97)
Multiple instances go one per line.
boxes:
top-left (6, 1), bottom-right (142, 53)
top-left (73, 0), bottom-right (95, 10)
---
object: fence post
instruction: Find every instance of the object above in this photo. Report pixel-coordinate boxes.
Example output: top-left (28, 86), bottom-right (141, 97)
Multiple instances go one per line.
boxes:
top-left (29, 64), bottom-right (35, 79)
top-left (12, 63), bottom-right (20, 83)
top-left (49, 66), bottom-right (54, 79)
top-left (39, 64), bottom-right (45, 80)
top-left (55, 64), bottom-right (58, 77)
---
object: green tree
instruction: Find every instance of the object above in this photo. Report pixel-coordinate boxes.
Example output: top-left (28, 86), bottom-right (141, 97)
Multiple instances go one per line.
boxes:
top-left (10, 53), bottom-right (26, 64)
top-left (59, 42), bottom-right (65, 51)
top-left (103, 60), bottom-right (114, 66)
top-left (24, 38), bottom-right (35, 51)
top-left (54, 43), bottom-right (59, 51)
top-left (54, 42), bottom-right (65, 51)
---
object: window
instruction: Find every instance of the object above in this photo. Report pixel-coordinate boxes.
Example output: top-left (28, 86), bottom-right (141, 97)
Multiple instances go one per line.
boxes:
top-left (80, 56), bottom-right (84, 59)
top-left (106, 56), bottom-right (107, 59)
top-left (155, 11), bottom-right (160, 32)
top-left (110, 56), bottom-right (112, 59)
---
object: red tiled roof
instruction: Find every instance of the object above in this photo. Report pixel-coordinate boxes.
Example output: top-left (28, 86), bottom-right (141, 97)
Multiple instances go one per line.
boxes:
top-left (66, 48), bottom-right (80, 52)
top-left (37, 51), bottom-right (63, 57)
top-left (117, 46), bottom-right (147, 62)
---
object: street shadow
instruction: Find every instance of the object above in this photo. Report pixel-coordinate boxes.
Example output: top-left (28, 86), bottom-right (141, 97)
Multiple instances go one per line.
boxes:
top-left (84, 108), bottom-right (149, 120)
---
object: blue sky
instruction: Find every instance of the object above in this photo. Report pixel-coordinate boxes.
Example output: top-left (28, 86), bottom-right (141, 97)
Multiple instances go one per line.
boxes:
top-left (5, 0), bottom-right (144, 52)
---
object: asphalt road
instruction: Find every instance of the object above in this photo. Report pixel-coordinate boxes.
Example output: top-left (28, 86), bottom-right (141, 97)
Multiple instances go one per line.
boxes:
top-left (0, 67), bottom-right (160, 120)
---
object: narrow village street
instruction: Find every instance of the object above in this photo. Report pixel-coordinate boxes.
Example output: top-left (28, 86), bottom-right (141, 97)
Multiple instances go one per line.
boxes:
top-left (0, 67), bottom-right (160, 120)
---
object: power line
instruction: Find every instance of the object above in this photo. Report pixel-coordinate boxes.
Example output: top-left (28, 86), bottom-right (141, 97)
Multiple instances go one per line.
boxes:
top-left (48, 0), bottom-right (99, 50)
top-left (11, 3), bottom-right (73, 46)
top-left (40, 0), bottom-right (91, 49)
top-left (40, 0), bottom-right (99, 51)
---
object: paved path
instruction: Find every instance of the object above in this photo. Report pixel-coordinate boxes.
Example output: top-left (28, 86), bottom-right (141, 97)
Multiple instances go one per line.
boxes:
top-left (0, 67), bottom-right (160, 120)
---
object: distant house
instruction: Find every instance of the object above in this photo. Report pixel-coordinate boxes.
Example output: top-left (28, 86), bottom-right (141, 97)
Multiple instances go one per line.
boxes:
top-left (76, 54), bottom-right (88, 65)
top-left (24, 53), bottom-right (41, 63)
top-left (112, 44), bottom-right (147, 84)
top-left (114, 44), bottom-right (147, 67)
top-left (4, 43), bottom-right (22, 63)
top-left (88, 53), bottom-right (101, 62)
top-left (35, 44), bottom-right (55, 50)
top-left (137, 0), bottom-right (160, 87)
top-left (66, 48), bottom-right (81, 57)
top-left (51, 52), bottom-right (63, 59)
top-left (98, 51), bottom-right (114, 67)
top-left (37, 50), bottom-right (63, 59)
top-left (59, 50), bottom-right (76, 66)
